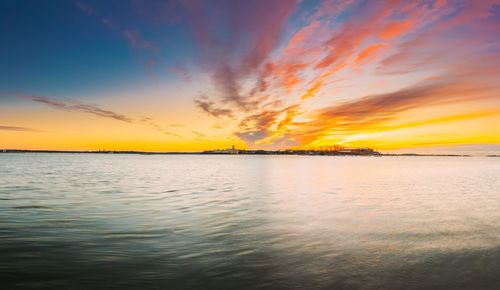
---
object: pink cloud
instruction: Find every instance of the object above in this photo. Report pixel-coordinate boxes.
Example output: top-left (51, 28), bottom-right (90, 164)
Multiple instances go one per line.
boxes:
top-left (101, 18), bottom-right (114, 28)
top-left (355, 44), bottom-right (388, 64)
top-left (75, 1), bottom-right (94, 15)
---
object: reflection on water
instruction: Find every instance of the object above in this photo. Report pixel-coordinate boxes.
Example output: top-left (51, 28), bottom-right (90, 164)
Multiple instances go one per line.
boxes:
top-left (1, 154), bottom-right (499, 289)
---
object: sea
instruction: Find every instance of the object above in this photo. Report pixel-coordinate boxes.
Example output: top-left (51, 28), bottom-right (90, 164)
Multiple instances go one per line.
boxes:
top-left (1, 153), bottom-right (499, 289)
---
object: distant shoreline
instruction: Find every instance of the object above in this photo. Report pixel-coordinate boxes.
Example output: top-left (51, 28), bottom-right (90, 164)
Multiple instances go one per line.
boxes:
top-left (0, 149), bottom-right (482, 157)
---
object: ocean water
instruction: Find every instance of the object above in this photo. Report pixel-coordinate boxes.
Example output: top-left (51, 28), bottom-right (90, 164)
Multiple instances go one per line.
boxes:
top-left (0, 153), bottom-right (499, 289)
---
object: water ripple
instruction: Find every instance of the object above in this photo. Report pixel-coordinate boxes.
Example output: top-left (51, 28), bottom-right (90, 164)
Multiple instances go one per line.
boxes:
top-left (0, 154), bottom-right (499, 289)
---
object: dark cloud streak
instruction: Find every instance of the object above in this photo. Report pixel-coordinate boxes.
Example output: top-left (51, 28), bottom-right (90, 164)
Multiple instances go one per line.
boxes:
top-left (0, 125), bottom-right (37, 132)
top-left (194, 97), bottom-right (233, 118)
top-left (17, 94), bottom-right (133, 123)
top-left (319, 82), bottom-right (447, 121)
top-left (4, 92), bottom-right (181, 137)
top-left (191, 130), bottom-right (206, 137)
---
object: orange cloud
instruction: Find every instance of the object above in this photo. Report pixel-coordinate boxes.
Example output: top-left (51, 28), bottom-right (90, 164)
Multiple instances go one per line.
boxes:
top-left (379, 20), bottom-right (415, 40)
top-left (276, 105), bottom-right (300, 133)
top-left (355, 44), bottom-right (387, 64)
top-left (283, 21), bottom-right (320, 55)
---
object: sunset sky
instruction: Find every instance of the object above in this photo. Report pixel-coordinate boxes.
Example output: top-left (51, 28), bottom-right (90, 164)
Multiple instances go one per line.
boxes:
top-left (1, 0), bottom-right (499, 153)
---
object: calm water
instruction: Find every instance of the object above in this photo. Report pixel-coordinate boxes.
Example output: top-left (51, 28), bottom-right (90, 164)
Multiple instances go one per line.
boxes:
top-left (0, 154), bottom-right (499, 289)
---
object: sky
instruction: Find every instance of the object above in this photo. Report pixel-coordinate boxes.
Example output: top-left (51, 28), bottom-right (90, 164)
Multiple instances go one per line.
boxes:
top-left (1, 0), bottom-right (499, 153)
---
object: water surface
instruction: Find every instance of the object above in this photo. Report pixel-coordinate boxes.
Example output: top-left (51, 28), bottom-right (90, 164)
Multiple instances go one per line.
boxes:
top-left (1, 154), bottom-right (499, 289)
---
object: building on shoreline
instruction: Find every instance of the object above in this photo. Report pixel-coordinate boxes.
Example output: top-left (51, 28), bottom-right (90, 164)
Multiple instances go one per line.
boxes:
top-left (203, 146), bottom-right (381, 156)
top-left (203, 145), bottom-right (239, 154)
top-left (222, 145), bottom-right (239, 154)
top-left (1, 146), bottom-right (382, 156)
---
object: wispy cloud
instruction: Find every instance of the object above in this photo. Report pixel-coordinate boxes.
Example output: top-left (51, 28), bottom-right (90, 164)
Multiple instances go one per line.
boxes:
top-left (15, 93), bottom-right (133, 123)
top-left (75, 1), bottom-right (94, 15)
top-left (138, 116), bottom-right (181, 137)
top-left (131, 0), bottom-right (182, 25)
top-left (100, 17), bottom-right (114, 28)
top-left (3, 92), bottom-right (181, 137)
top-left (194, 96), bottom-right (233, 118)
top-left (167, 65), bottom-right (192, 82)
top-left (191, 130), bottom-right (206, 137)
top-left (0, 125), bottom-right (37, 132)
